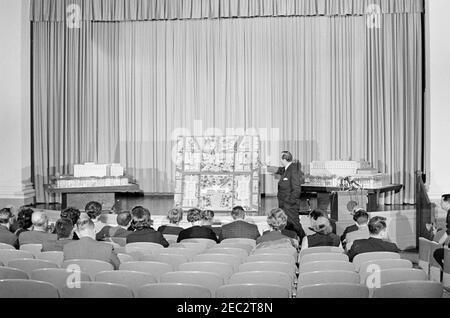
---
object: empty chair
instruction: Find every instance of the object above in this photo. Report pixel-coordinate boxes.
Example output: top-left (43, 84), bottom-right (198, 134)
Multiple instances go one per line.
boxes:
top-left (117, 253), bottom-right (135, 264)
top-left (178, 242), bottom-right (208, 253)
top-left (253, 247), bottom-right (298, 259)
top-left (109, 237), bottom-right (127, 247)
top-left (62, 259), bottom-right (114, 280)
top-left (20, 244), bottom-right (42, 256)
top-left (31, 268), bottom-right (91, 290)
top-left (160, 271), bottom-right (224, 294)
top-left (181, 238), bottom-right (217, 248)
top-left (298, 271), bottom-right (360, 287)
top-left (141, 254), bottom-right (189, 270)
top-left (218, 243), bottom-right (254, 254)
top-left (0, 250), bottom-right (34, 265)
top-left (60, 282), bottom-right (134, 298)
top-left (299, 261), bottom-right (355, 275)
top-left (0, 243), bottom-right (15, 250)
top-left (95, 270), bottom-right (157, 294)
top-left (230, 271), bottom-right (293, 296)
top-left (0, 267), bottom-right (29, 280)
top-left (119, 262), bottom-right (173, 281)
top-left (162, 247), bottom-right (199, 260)
top-left (418, 237), bottom-right (432, 273)
top-left (359, 259), bottom-right (413, 284)
top-left (193, 254), bottom-right (241, 271)
top-left (297, 283), bottom-right (369, 298)
top-left (221, 238), bottom-right (256, 248)
top-left (298, 246), bottom-right (344, 261)
top-left (125, 242), bottom-right (165, 255)
top-left (246, 253), bottom-right (296, 267)
top-left (300, 253), bottom-right (349, 265)
top-left (137, 283), bottom-right (212, 298)
top-left (204, 247), bottom-right (248, 260)
top-left (0, 279), bottom-right (59, 298)
top-left (7, 259), bottom-right (59, 276)
top-left (239, 262), bottom-right (295, 281)
top-left (429, 241), bottom-right (443, 282)
top-left (216, 284), bottom-right (290, 298)
top-left (179, 262), bottom-right (234, 282)
top-left (443, 247), bottom-right (450, 290)
top-left (365, 268), bottom-right (428, 297)
top-left (353, 252), bottom-right (401, 272)
top-left (36, 251), bottom-right (64, 267)
top-left (372, 281), bottom-right (443, 298)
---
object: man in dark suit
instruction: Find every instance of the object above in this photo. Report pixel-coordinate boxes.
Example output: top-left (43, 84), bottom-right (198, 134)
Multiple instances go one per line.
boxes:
top-left (18, 211), bottom-right (57, 246)
top-left (219, 206), bottom-right (261, 242)
top-left (42, 218), bottom-right (74, 252)
top-left (432, 194), bottom-right (450, 267)
top-left (64, 219), bottom-right (121, 269)
top-left (96, 212), bottom-right (133, 241)
top-left (348, 216), bottom-right (400, 262)
top-left (126, 207), bottom-right (169, 247)
top-left (274, 151), bottom-right (305, 239)
top-left (0, 208), bottom-right (19, 248)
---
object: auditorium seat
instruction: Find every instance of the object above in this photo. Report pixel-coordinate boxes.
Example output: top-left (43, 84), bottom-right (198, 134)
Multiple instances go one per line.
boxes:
top-left (218, 243), bottom-right (254, 254)
top-left (429, 241), bottom-right (443, 282)
top-left (297, 271), bottom-right (360, 287)
top-left (119, 261), bottom-right (173, 281)
top-left (229, 271), bottom-right (293, 297)
top-left (359, 259), bottom-right (413, 284)
top-left (117, 253), bottom-right (135, 264)
top-left (443, 247), bottom-right (450, 291)
top-left (60, 281), bottom-right (134, 298)
top-left (180, 238), bottom-right (217, 248)
top-left (300, 252), bottom-right (349, 265)
top-left (137, 283), bottom-right (212, 298)
top-left (30, 268), bottom-right (91, 290)
top-left (125, 242), bottom-right (165, 255)
top-left (418, 237), bottom-right (432, 274)
top-left (0, 250), bottom-right (34, 265)
top-left (238, 262), bottom-right (296, 281)
top-left (178, 262), bottom-right (234, 282)
top-left (298, 246), bottom-right (344, 261)
top-left (95, 270), bottom-right (157, 294)
top-left (204, 247), bottom-right (248, 260)
top-left (141, 253), bottom-right (189, 270)
top-left (7, 259), bottom-right (59, 276)
top-left (163, 234), bottom-right (179, 244)
top-left (353, 252), bottom-right (401, 272)
top-left (0, 267), bottom-right (29, 280)
top-left (178, 242), bottom-right (208, 253)
top-left (20, 244), bottom-right (43, 257)
top-left (0, 279), bottom-right (59, 298)
top-left (220, 238), bottom-right (256, 248)
top-left (110, 237), bottom-right (127, 247)
top-left (193, 254), bottom-right (242, 272)
top-left (371, 281), bottom-right (443, 298)
top-left (246, 253), bottom-right (296, 267)
top-left (297, 283), bottom-right (369, 298)
top-left (62, 259), bottom-right (114, 280)
top-left (299, 261), bottom-right (355, 275)
top-left (216, 284), bottom-right (290, 299)
top-left (0, 243), bottom-right (15, 250)
top-left (162, 247), bottom-right (200, 260)
top-left (160, 271), bottom-right (224, 294)
top-left (253, 247), bottom-right (298, 260)
top-left (36, 251), bottom-right (64, 267)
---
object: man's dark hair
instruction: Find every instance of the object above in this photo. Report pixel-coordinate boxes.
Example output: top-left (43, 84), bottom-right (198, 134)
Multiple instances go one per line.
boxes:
top-left (0, 208), bottom-right (12, 225)
top-left (281, 151), bottom-right (293, 163)
top-left (116, 212), bottom-right (132, 227)
top-left (368, 216), bottom-right (387, 235)
top-left (55, 218), bottom-right (73, 239)
top-left (131, 207), bottom-right (152, 230)
top-left (16, 208), bottom-right (34, 229)
top-left (85, 201), bottom-right (102, 219)
top-left (353, 209), bottom-right (369, 224)
top-left (442, 194), bottom-right (450, 202)
top-left (231, 206), bottom-right (246, 219)
top-left (187, 208), bottom-right (202, 223)
top-left (201, 210), bottom-right (215, 222)
top-left (61, 207), bottom-right (81, 226)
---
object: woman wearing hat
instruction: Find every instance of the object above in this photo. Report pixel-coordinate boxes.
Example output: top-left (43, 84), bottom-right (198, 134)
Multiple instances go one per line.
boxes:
top-left (301, 216), bottom-right (342, 250)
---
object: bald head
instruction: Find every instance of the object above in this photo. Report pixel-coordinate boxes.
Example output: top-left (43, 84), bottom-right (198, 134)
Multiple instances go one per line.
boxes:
top-left (32, 211), bottom-right (48, 230)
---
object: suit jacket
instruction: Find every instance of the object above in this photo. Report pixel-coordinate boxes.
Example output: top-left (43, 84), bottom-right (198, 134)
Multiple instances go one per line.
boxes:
top-left (347, 237), bottom-right (400, 262)
top-left (0, 225), bottom-right (19, 249)
top-left (219, 220), bottom-right (260, 242)
top-left (446, 210), bottom-right (450, 235)
top-left (341, 224), bottom-right (359, 243)
top-left (307, 233), bottom-right (341, 248)
top-left (177, 226), bottom-right (219, 243)
top-left (42, 238), bottom-right (73, 252)
top-left (63, 237), bottom-right (121, 269)
top-left (96, 226), bottom-right (132, 241)
top-left (126, 228), bottom-right (169, 247)
top-left (256, 231), bottom-right (294, 245)
top-left (157, 225), bottom-right (184, 236)
top-left (19, 230), bottom-right (57, 246)
top-left (276, 162), bottom-right (302, 206)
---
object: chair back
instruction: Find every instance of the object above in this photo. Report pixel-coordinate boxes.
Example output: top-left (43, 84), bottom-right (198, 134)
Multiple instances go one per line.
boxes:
top-left (205, 247), bottom-right (248, 260)
top-left (253, 247), bottom-right (298, 259)
top-left (297, 283), bottom-right (369, 298)
top-left (180, 238), bottom-right (217, 248)
top-left (418, 237), bottom-right (432, 272)
top-left (179, 262), bottom-right (234, 282)
top-left (7, 259), bottom-right (59, 276)
top-left (239, 262), bottom-right (295, 280)
top-left (31, 268), bottom-right (91, 290)
top-left (60, 281), bottom-right (134, 298)
top-left (219, 243), bottom-right (254, 254)
top-left (216, 284), bottom-right (290, 298)
top-left (359, 259), bottom-right (413, 284)
top-left (20, 244), bottom-right (43, 256)
top-left (0, 267), bottom-right (29, 280)
top-left (221, 238), bottom-right (256, 248)
top-left (0, 243), bottom-right (15, 250)
top-left (0, 250), bottom-right (34, 265)
top-left (119, 261), bottom-right (173, 281)
top-left (160, 271), bottom-right (224, 294)
top-left (353, 252), bottom-right (401, 272)
top-left (109, 237), bottom-right (127, 247)
top-left (193, 254), bottom-right (241, 272)
top-left (117, 253), bottom-right (135, 264)
top-left (0, 279), bottom-right (59, 298)
top-left (141, 253), bottom-right (189, 270)
top-left (372, 281), bottom-right (443, 298)
top-left (300, 252), bottom-right (349, 265)
top-left (429, 241), bottom-right (443, 282)
top-left (95, 270), bottom-right (157, 293)
top-left (364, 268), bottom-right (428, 296)
top-left (62, 259), bottom-right (114, 280)
top-left (162, 247), bottom-right (199, 260)
top-left (137, 283), bottom-right (212, 298)
top-left (443, 247), bottom-right (450, 289)
top-left (299, 261), bottom-right (355, 275)
top-left (298, 246), bottom-right (343, 260)
top-left (230, 271), bottom-right (293, 296)
top-left (246, 253), bottom-right (296, 267)
top-left (298, 271), bottom-right (359, 287)
top-left (178, 242), bottom-right (208, 253)
top-left (125, 242), bottom-right (165, 255)
top-left (36, 251), bottom-right (64, 267)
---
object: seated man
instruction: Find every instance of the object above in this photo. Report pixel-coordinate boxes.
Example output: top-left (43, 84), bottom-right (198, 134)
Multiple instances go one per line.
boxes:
top-left (126, 207), bottom-right (169, 247)
top-left (0, 208), bottom-right (19, 248)
top-left (42, 219), bottom-right (74, 252)
top-left (85, 201), bottom-right (106, 234)
top-left (177, 208), bottom-right (219, 243)
top-left (18, 211), bottom-right (57, 246)
top-left (96, 212), bottom-right (133, 241)
top-left (347, 216), bottom-right (400, 262)
top-left (341, 209), bottom-right (370, 249)
top-left (219, 206), bottom-right (260, 242)
top-left (63, 219), bottom-right (120, 270)
top-left (433, 194), bottom-right (450, 268)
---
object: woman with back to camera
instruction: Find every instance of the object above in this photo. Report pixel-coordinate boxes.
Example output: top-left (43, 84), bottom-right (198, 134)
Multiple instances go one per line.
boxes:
top-left (158, 208), bottom-right (184, 236)
top-left (177, 208), bottom-right (219, 243)
top-left (301, 216), bottom-right (342, 250)
top-left (256, 208), bottom-right (298, 249)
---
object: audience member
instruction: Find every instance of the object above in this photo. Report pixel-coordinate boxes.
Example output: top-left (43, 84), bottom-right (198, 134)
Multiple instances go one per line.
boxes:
top-left (158, 208), bottom-right (184, 235)
top-left (96, 211), bottom-right (133, 241)
top-left (219, 206), bottom-right (260, 241)
top-left (301, 216), bottom-right (341, 249)
top-left (201, 210), bottom-right (222, 238)
top-left (341, 209), bottom-right (370, 247)
top-left (432, 194), bottom-right (450, 267)
top-left (309, 209), bottom-right (337, 234)
top-left (347, 216), bottom-right (400, 262)
top-left (177, 208), bottom-right (219, 243)
top-left (126, 207), bottom-right (169, 247)
top-left (10, 207), bottom-right (34, 236)
top-left (256, 208), bottom-right (298, 248)
top-left (85, 201), bottom-right (106, 234)
top-left (60, 207), bottom-right (81, 240)
top-left (42, 218), bottom-right (74, 252)
top-left (0, 208), bottom-right (19, 248)
top-left (64, 218), bottom-right (120, 269)
top-left (18, 211), bottom-right (57, 246)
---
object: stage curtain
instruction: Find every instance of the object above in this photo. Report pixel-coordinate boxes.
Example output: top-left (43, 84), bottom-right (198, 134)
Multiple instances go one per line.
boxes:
top-left (32, 12), bottom-right (423, 205)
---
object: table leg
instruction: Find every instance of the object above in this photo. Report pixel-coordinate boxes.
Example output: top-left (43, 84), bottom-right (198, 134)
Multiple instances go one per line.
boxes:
top-left (367, 192), bottom-right (379, 212)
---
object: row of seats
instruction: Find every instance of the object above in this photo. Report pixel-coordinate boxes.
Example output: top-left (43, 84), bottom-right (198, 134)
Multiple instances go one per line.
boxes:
top-left (418, 237), bottom-right (450, 290)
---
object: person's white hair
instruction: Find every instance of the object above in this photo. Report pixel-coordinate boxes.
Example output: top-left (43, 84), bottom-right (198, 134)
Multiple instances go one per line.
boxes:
top-left (31, 211), bottom-right (48, 227)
